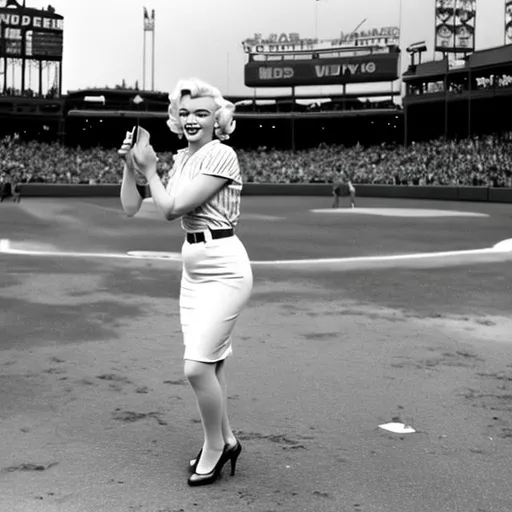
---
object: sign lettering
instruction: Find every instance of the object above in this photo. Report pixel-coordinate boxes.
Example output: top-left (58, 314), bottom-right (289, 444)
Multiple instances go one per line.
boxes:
top-left (5, 27), bottom-right (21, 39)
top-left (476, 74), bottom-right (512, 89)
top-left (0, 12), bottom-right (64, 31)
top-left (315, 62), bottom-right (376, 78)
top-left (259, 67), bottom-right (294, 80)
top-left (242, 26), bottom-right (399, 55)
top-left (0, 6), bottom-right (64, 60)
top-left (245, 53), bottom-right (398, 87)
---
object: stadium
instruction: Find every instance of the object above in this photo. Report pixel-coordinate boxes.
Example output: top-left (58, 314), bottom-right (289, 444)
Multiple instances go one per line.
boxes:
top-left (1, 1), bottom-right (512, 511)
top-left (0, 1), bottom-right (511, 193)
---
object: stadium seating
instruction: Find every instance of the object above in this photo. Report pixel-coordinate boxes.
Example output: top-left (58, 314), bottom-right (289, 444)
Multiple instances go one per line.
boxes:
top-left (0, 135), bottom-right (511, 188)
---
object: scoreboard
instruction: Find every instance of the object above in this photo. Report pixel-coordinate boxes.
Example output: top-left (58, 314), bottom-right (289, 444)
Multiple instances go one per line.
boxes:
top-left (31, 31), bottom-right (63, 58)
top-left (0, 4), bottom-right (64, 61)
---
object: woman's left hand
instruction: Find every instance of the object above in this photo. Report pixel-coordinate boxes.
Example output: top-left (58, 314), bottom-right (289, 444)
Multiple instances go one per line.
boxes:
top-left (132, 144), bottom-right (159, 180)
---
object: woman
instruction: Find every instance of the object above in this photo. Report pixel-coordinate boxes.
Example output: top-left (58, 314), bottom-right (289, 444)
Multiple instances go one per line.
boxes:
top-left (119, 78), bottom-right (253, 487)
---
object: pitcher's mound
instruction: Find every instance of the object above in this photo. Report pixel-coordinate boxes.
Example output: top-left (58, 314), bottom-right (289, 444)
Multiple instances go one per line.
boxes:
top-left (311, 208), bottom-right (489, 218)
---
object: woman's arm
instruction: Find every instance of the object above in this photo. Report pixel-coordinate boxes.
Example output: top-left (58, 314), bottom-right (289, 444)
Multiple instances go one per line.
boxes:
top-left (118, 132), bottom-right (143, 217)
top-left (147, 169), bottom-right (228, 221)
top-left (133, 144), bottom-right (229, 222)
top-left (120, 159), bottom-right (143, 217)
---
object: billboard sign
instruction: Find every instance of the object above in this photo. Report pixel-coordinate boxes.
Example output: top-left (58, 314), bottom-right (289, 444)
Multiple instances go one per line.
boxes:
top-left (0, 1), bottom-right (63, 60)
top-left (242, 27), bottom-right (400, 55)
top-left (506, 0), bottom-right (512, 45)
top-left (244, 53), bottom-right (399, 87)
top-left (434, 0), bottom-right (476, 53)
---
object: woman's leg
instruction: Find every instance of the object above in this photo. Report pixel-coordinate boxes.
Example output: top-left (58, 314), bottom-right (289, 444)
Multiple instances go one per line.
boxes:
top-left (215, 360), bottom-right (237, 447)
top-left (184, 360), bottom-right (225, 473)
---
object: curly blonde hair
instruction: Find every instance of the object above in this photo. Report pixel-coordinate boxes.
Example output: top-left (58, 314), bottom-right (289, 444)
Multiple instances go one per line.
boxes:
top-left (166, 78), bottom-right (236, 141)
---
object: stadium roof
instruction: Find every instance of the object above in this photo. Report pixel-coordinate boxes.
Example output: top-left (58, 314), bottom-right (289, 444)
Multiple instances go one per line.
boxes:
top-left (66, 108), bottom-right (402, 120)
top-left (403, 43), bottom-right (512, 82)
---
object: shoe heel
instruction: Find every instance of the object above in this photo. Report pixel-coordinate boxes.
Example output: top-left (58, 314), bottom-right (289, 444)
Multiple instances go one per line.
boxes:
top-left (229, 443), bottom-right (242, 476)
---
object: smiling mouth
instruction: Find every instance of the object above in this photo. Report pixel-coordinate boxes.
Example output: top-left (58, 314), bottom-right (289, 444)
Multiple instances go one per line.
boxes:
top-left (185, 126), bottom-right (201, 135)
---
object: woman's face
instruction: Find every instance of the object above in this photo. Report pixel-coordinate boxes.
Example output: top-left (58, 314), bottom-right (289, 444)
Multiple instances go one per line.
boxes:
top-left (178, 94), bottom-right (217, 147)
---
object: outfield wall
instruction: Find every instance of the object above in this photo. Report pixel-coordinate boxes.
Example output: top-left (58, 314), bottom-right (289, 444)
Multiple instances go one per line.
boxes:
top-left (16, 183), bottom-right (512, 203)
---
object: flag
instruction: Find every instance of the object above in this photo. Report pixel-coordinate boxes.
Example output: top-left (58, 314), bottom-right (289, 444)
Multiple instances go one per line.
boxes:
top-left (506, 0), bottom-right (512, 45)
top-left (143, 7), bottom-right (155, 31)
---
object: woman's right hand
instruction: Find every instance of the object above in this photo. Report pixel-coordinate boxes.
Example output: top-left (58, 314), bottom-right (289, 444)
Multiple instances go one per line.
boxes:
top-left (118, 131), bottom-right (138, 172)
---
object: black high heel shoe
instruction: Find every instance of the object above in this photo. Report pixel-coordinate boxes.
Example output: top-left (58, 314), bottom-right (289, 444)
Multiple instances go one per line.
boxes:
top-left (188, 449), bottom-right (202, 474)
top-left (226, 439), bottom-right (242, 476)
top-left (187, 445), bottom-right (230, 487)
top-left (188, 439), bottom-right (242, 474)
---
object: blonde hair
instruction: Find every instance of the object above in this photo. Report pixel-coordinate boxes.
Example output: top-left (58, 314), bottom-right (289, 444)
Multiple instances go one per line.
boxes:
top-left (167, 78), bottom-right (236, 141)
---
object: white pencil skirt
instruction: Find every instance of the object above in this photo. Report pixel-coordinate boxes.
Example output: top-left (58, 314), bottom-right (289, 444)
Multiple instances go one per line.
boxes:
top-left (179, 235), bottom-right (253, 363)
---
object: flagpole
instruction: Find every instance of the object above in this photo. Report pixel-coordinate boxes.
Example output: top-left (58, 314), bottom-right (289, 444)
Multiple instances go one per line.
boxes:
top-left (398, 0), bottom-right (403, 98)
top-left (398, 0), bottom-right (403, 43)
top-left (1, 22), bottom-right (7, 94)
top-left (151, 9), bottom-right (155, 91)
top-left (142, 8), bottom-right (146, 90)
top-left (315, 1), bottom-right (319, 40)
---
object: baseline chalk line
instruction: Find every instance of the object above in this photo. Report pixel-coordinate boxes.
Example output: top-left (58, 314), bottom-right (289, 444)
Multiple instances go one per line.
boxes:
top-left (1, 238), bottom-right (511, 265)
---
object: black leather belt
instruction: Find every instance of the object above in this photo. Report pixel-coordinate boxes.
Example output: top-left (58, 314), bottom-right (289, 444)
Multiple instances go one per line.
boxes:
top-left (186, 228), bottom-right (234, 244)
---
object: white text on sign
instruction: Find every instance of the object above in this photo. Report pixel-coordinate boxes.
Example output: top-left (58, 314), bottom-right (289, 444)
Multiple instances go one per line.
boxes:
top-left (315, 62), bottom-right (376, 78)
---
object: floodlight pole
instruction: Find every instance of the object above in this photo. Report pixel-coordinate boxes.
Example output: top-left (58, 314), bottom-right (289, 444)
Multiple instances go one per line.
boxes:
top-left (1, 23), bottom-right (7, 93)
top-left (444, 73), bottom-right (448, 140)
top-left (467, 67), bottom-right (471, 138)
top-left (21, 27), bottom-right (26, 93)
top-left (143, 27), bottom-right (146, 90)
top-left (404, 98), bottom-right (408, 147)
top-left (398, 0), bottom-right (403, 98)
top-left (151, 15), bottom-right (155, 91)
top-left (314, 1), bottom-right (318, 40)
top-left (291, 86), bottom-right (296, 151)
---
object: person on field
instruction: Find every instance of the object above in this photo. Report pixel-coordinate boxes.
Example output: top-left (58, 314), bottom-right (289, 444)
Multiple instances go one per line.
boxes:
top-left (119, 78), bottom-right (252, 488)
top-left (11, 174), bottom-right (21, 203)
top-left (332, 172), bottom-right (356, 209)
top-left (332, 172), bottom-right (344, 208)
top-left (0, 176), bottom-right (12, 203)
top-left (347, 178), bottom-right (356, 208)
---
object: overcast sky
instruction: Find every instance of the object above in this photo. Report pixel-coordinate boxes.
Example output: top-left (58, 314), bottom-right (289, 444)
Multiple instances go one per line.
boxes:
top-left (15, 0), bottom-right (510, 96)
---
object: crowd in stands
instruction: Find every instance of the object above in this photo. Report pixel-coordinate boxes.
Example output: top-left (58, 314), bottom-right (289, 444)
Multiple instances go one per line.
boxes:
top-left (1, 134), bottom-right (512, 189)
top-left (1, 87), bottom-right (60, 99)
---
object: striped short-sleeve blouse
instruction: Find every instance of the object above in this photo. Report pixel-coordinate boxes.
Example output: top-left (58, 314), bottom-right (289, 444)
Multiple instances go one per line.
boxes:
top-left (165, 140), bottom-right (242, 232)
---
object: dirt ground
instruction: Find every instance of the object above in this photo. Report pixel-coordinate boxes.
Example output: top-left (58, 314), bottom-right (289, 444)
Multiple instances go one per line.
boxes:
top-left (1, 196), bottom-right (511, 512)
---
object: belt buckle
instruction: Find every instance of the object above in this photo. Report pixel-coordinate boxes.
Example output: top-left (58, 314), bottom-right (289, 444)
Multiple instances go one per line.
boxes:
top-left (189, 231), bottom-right (210, 244)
